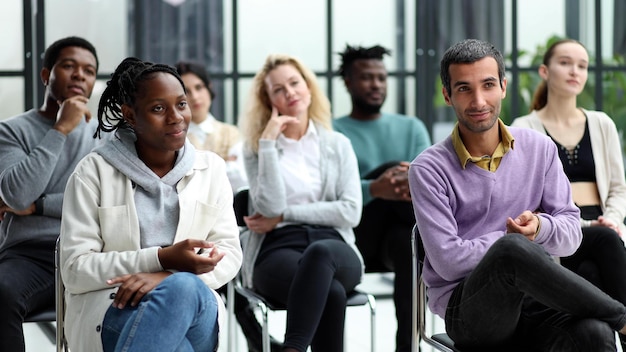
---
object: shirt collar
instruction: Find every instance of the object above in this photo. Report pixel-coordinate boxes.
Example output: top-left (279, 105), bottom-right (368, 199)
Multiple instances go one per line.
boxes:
top-left (451, 119), bottom-right (515, 169)
top-left (277, 120), bottom-right (318, 147)
top-left (190, 113), bottom-right (216, 135)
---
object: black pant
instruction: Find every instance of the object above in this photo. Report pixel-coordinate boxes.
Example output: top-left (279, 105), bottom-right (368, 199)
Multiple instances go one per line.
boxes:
top-left (446, 234), bottom-right (623, 351)
top-left (0, 240), bottom-right (55, 352)
top-left (357, 162), bottom-right (417, 352)
top-left (253, 225), bottom-right (362, 352)
top-left (561, 205), bottom-right (626, 307)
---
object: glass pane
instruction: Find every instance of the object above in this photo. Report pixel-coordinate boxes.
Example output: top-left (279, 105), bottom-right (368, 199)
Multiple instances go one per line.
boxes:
top-left (237, 78), bottom-right (254, 123)
top-left (45, 0), bottom-right (128, 73)
top-left (223, 2), bottom-right (234, 73)
top-left (384, 76), bottom-right (398, 114)
top-left (87, 79), bottom-right (108, 120)
top-left (0, 78), bottom-right (25, 120)
top-left (237, 0), bottom-right (326, 72)
top-left (332, 0), bottom-right (397, 71)
top-left (331, 76), bottom-right (350, 118)
top-left (405, 0), bottom-right (416, 71)
top-left (598, 71), bottom-right (626, 151)
top-left (0, 1), bottom-right (23, 70)
top-left (516, 0), bottom-right (567, 66)
top-left (219, 78), bottom-right (236, 125)
top-left (601, 0), bottom-right (626, 67)
top-left (405, 75), bottom-right (416, 118)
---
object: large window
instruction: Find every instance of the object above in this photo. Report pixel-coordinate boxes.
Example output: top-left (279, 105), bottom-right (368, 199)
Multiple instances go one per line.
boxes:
top-left (5, 0), bottom-right (626, 151)
top-left (0, 1), bottom-right (25, 118)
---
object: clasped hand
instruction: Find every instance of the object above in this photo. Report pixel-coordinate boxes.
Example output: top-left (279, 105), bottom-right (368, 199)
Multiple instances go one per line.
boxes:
top-left (370, 162), bottom-right (411, 201)
top-left (244, 213), bottom-right (283, 234)
top-left (107, 239), bottom-right (224, 309)
top-left (506, 210), bottom-right (540, 241)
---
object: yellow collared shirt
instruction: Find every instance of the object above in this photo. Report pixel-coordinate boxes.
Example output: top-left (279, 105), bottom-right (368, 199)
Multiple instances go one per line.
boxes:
top-left (451, 119), bottom-right (515, 172)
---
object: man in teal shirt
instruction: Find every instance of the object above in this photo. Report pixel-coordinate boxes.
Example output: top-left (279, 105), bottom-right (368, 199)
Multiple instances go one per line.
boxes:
top-left (333, 44), bottom-right (431, 352)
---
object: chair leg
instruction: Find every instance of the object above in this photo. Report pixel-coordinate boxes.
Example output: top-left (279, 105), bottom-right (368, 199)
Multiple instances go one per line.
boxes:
top-left (259, 301), bottom-right (270, 352)
top-left (367, 294), bottom-right (377, 352)
top-left (226, 282), bottom-right (236, 352)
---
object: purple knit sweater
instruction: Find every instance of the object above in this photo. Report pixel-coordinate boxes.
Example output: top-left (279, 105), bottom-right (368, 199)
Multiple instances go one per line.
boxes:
top-left (409, 126), bottom-right (582, 317)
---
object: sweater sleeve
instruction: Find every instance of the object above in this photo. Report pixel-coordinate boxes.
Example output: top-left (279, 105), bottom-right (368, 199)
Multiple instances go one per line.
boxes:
top-left (597, 114), bottom-right (626, 227)
top-left (0, 123), bottom-right (67, 211)
top-left (243, 139), bottom-right (288, 218)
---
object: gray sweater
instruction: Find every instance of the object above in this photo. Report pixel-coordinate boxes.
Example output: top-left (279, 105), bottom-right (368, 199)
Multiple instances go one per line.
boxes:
top-left (240, 123), bottom-right (364, 288)
top-left (0, 109), bottom-right (97, 251)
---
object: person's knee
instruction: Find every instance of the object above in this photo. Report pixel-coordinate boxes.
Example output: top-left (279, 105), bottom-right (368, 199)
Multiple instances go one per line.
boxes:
top-left (0, 280), bottom-right (21, 307)
top-left (490, 234), bottom-right (541, 263)
top-left (300, 241), bottom-right (335, 267)
top-left (562, 319), bottom-right (615, 351)
top-left (157, 272), bottom-right (213, 304)
top-left (596, 228), bottom-right (624, 248)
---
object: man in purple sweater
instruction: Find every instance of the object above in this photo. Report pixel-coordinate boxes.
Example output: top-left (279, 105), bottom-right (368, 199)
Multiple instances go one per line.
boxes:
top-left (409, 39), bottom-right (626, 350)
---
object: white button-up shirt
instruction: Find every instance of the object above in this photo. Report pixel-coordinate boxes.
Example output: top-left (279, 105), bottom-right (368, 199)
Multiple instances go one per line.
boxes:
top-left (276, 121), bottom-right (322, 212)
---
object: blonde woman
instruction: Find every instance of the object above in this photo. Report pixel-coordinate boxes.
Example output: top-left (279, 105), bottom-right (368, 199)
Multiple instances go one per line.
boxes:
top-left (239, 54), bottom-right (363, 352)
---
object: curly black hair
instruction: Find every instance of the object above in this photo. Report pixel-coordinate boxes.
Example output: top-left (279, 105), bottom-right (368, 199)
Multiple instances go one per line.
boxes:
top-left (43, 36), bottom-right (99, 71)
top-left (337, 44), bottom-right (391, 78)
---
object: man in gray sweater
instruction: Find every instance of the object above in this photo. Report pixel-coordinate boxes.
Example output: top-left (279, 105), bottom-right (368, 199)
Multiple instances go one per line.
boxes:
top-left (0, 36), bottom-right (98, 352)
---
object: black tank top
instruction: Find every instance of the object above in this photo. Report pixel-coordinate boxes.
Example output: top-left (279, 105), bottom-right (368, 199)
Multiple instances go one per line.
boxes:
top-left (546, 119), bottom-right (596, 182)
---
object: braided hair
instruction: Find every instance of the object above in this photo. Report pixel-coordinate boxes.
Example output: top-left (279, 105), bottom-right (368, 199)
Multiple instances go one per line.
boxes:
top-left (337, 44), bottom-right (391, 78)
top-left (95, 57), bottom-right (184, 138)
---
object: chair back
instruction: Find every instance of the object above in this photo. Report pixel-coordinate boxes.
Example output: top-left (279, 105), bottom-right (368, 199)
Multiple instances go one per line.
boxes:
top-left (233, 188), bottom-right (249, 226)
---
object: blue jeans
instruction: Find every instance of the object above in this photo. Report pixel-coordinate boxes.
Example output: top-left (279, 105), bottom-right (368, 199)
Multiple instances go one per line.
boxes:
top-left (102, 272), bottom-right (219, 352)
top-left (445, 234), bottom-right (626, 351)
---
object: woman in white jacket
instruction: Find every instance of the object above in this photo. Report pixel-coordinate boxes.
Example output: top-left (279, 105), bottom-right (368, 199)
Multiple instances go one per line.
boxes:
top-left (512, 38), bottom-right (626, 349)
top-left (60, 57), bottom-right (242, 352)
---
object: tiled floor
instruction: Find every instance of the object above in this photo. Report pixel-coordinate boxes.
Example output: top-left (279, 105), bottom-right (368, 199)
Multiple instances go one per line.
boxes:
top-left (25, 273), bottom-right (424, 352)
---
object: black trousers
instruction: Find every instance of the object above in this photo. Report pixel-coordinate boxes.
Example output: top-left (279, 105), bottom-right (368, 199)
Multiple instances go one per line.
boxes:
top-left (561, 206), bottom-right (626, 307)
top-left (0, 240), bottom-right (55, 352)
top-left (253, 225), bottom-right (361, 352)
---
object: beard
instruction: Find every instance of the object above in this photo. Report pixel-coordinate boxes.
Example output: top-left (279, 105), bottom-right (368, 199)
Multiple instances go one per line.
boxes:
top-left (458, 104), bottom-right (500, 133)
top-left (352, 95), bottom-right (384, 115)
